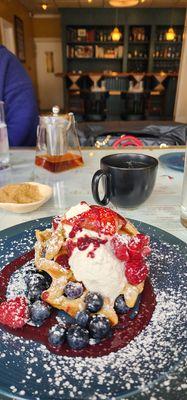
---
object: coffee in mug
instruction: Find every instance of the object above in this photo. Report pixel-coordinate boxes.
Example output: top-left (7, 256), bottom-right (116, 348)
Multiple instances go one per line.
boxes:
top-left (92, 153), bottom-right (158, 208)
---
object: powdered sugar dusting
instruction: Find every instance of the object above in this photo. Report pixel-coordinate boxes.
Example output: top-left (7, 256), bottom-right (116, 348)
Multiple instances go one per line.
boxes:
top-left (0, 218), bottom-right (186, 399)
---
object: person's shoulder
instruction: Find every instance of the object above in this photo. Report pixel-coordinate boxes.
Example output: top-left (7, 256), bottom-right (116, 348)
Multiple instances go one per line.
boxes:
top-left (0, 45), bottom-right (24, 67)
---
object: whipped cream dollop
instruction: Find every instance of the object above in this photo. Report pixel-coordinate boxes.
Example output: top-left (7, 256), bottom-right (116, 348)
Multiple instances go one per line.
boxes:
top-left (65, 202), bottom-right (90, 220)
top-left (69, 241), bottom-right (126, 302)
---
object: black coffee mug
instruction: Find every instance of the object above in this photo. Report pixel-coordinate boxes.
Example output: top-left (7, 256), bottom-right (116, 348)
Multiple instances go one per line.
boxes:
top-left (92, 153), bottom-right (158, 208)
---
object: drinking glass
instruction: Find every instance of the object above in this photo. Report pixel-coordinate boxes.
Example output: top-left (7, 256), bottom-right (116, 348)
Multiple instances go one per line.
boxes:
top-left (0, 101), bottom-right (10, 170)
top-left (180, 132), bottom-right (187, 228)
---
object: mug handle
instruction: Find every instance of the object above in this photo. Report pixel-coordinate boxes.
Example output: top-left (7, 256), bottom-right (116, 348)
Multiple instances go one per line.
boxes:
top-left (92, 169), bottom-right (111, 206)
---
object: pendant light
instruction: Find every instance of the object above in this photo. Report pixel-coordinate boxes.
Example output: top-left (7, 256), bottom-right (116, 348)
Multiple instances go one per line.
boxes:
top-left (111, 8), bottom-right (122, 42)
top-left (41, 3), bottom-right (47, 10)
top-left (111, 27), bottom-right (121, 41)
top-left (166, 8), bottom-right (176, 41)
top-left (166, 27), bottom-right (176, 41)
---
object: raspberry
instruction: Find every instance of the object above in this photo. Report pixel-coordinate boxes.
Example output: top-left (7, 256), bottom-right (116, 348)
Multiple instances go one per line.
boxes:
top-left (111, 236), bottom-right (129, 261)
top-left (125, 259), bottom-right (149, 285)
top-left (0, 296), bottom-right (29, 329)
top-left (52, 216), bottom-right (62, 230)
top-left (128, 234), bottom-right (150, 258)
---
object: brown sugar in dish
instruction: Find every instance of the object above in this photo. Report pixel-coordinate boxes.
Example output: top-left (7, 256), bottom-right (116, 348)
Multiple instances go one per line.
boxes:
top-left (0, 183), bottom-right (42, 204)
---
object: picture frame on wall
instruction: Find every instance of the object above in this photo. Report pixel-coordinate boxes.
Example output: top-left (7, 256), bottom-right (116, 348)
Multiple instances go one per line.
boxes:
top-left (14, 15), bottom-right (26, 62)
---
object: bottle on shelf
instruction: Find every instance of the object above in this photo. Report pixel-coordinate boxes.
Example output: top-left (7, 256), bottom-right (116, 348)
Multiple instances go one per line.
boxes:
top-left (158, 31), bottom-right (163, 41)
top-left (167, 47), bottom-right (172, 58)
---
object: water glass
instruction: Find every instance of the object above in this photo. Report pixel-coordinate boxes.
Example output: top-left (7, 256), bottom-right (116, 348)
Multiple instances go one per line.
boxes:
top-left (0, 101), bottom-right (10, 170)
top-left (180, 132), bottom-right (187, 228)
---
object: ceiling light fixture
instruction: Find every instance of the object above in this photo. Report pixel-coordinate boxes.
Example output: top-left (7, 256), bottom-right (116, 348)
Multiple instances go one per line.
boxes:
top-left (109, 0), bottom-right (142, 6)
top-left (41, 3), bottom-right (48, 10)
top-left (166, 27), bottom-right (176, 41)
top-left (88, 0), bottom-right (93, 3)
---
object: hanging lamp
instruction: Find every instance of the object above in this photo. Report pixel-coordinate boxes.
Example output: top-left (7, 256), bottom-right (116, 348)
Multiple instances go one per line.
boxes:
top-left (165, 8), bottom-right (176, 41)
top-left (111, 7), bottom-right (122, 42)
top-left (41, 3), bottom-right (47, 10)
top-left (111, 27), bottom-right (121, 41)
top-left (166, 27), bottom-right (176, 41)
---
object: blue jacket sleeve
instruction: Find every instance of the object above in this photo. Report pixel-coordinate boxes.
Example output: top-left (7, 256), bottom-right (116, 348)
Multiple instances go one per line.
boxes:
top-left (2, 48), bottom-right (39, 146)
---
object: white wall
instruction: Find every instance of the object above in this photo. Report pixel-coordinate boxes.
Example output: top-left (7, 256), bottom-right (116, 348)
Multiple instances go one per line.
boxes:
top-left (174, 10), bottom-right (187, 123)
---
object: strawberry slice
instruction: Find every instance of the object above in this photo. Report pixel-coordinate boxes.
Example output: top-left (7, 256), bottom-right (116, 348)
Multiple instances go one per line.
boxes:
top-left (125, 259), bottom-right (149, 285)
top-left (0, 296), bottom-right (29, 329)
top-left (62, 205), bottom-right (128, 236)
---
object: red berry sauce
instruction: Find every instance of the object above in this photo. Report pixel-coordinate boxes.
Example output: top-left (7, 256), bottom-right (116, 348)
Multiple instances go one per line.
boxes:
top-left (76, 236), bottom-right (107, 258)
top-left (0, 250), bottom-right (156, 358)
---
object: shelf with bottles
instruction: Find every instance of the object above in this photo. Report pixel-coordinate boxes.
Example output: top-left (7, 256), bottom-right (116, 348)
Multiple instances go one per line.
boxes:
top-left (66, 25), bottom-right (124, 45)
top-left (153, 45), bottom-right (181, 60)
top-left (67, 43), bottom-right (123, 60)
top-left (155, 25), bottom-right (183, 43)
top-left (127, 26), bottom-right (151, 73)
top-left (128, 26), bottom-right (151, 43)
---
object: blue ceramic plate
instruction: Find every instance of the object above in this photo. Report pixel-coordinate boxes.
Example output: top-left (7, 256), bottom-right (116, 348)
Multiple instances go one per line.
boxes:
top-left (0, 218), bottom-right (186, 400)
top-left (159, 152), bottom-right (185, 172)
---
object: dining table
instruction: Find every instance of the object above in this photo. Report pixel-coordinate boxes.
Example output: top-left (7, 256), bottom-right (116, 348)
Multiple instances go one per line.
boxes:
top-left (0, 146), bottom-right (186, 241)
top-left (0, 146), bottom-right (186, 400)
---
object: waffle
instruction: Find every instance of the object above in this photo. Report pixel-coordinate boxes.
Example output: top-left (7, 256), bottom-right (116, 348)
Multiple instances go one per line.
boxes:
top-left (34, 205), bottom-right (145, 326)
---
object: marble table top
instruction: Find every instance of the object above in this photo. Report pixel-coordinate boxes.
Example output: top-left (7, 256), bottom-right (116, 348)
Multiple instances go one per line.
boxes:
top-left (0, 147), bottom-right (186, 243)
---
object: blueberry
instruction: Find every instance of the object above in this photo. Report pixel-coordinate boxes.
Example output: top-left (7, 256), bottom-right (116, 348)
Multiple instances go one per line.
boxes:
top-left (40, 271), bottom-right (52, 286)
top-left (27, 273), bottom-right (51, 302)
top-left (67, 325), bottom-right (89, 350)
top-left (64, 282), bottom-right (83, 299)
top-left (129, 295), bottom-right (141, 320)
top-left (30, 300), bottom-right (51, 326)
top-left (48, 324), bottom-right (66, 347)
top-left (56, 310), bottom-right (75, 326)
top-left (89, 315), bottom-right (111, 339)
top-left (24, 269), bottom-right (38, 284)
top-left (75, 310), bottom-right (90, 328)
top-left (27, 273), bottom-right (49, 290)
top-left (85, 292), bottom-right (103, 313)
top-left (89, 337), bottom-right (101, 346)
top-left (114, 294), bottom-right (129, 315)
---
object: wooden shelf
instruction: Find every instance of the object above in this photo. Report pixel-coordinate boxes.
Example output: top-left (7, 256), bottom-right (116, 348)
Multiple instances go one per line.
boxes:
top-left (155, 41), bottom-right (182, 45)
top-left (67, 41), bottom-right (124, 45)
top-left (67, 57), bottom-right (123, 60)
top-left (128, 58), bottom-right (148, 61)
top-left (153, 58), bottom-right (180, 61)
top-left (128, 41), bottom-right (149, 44)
